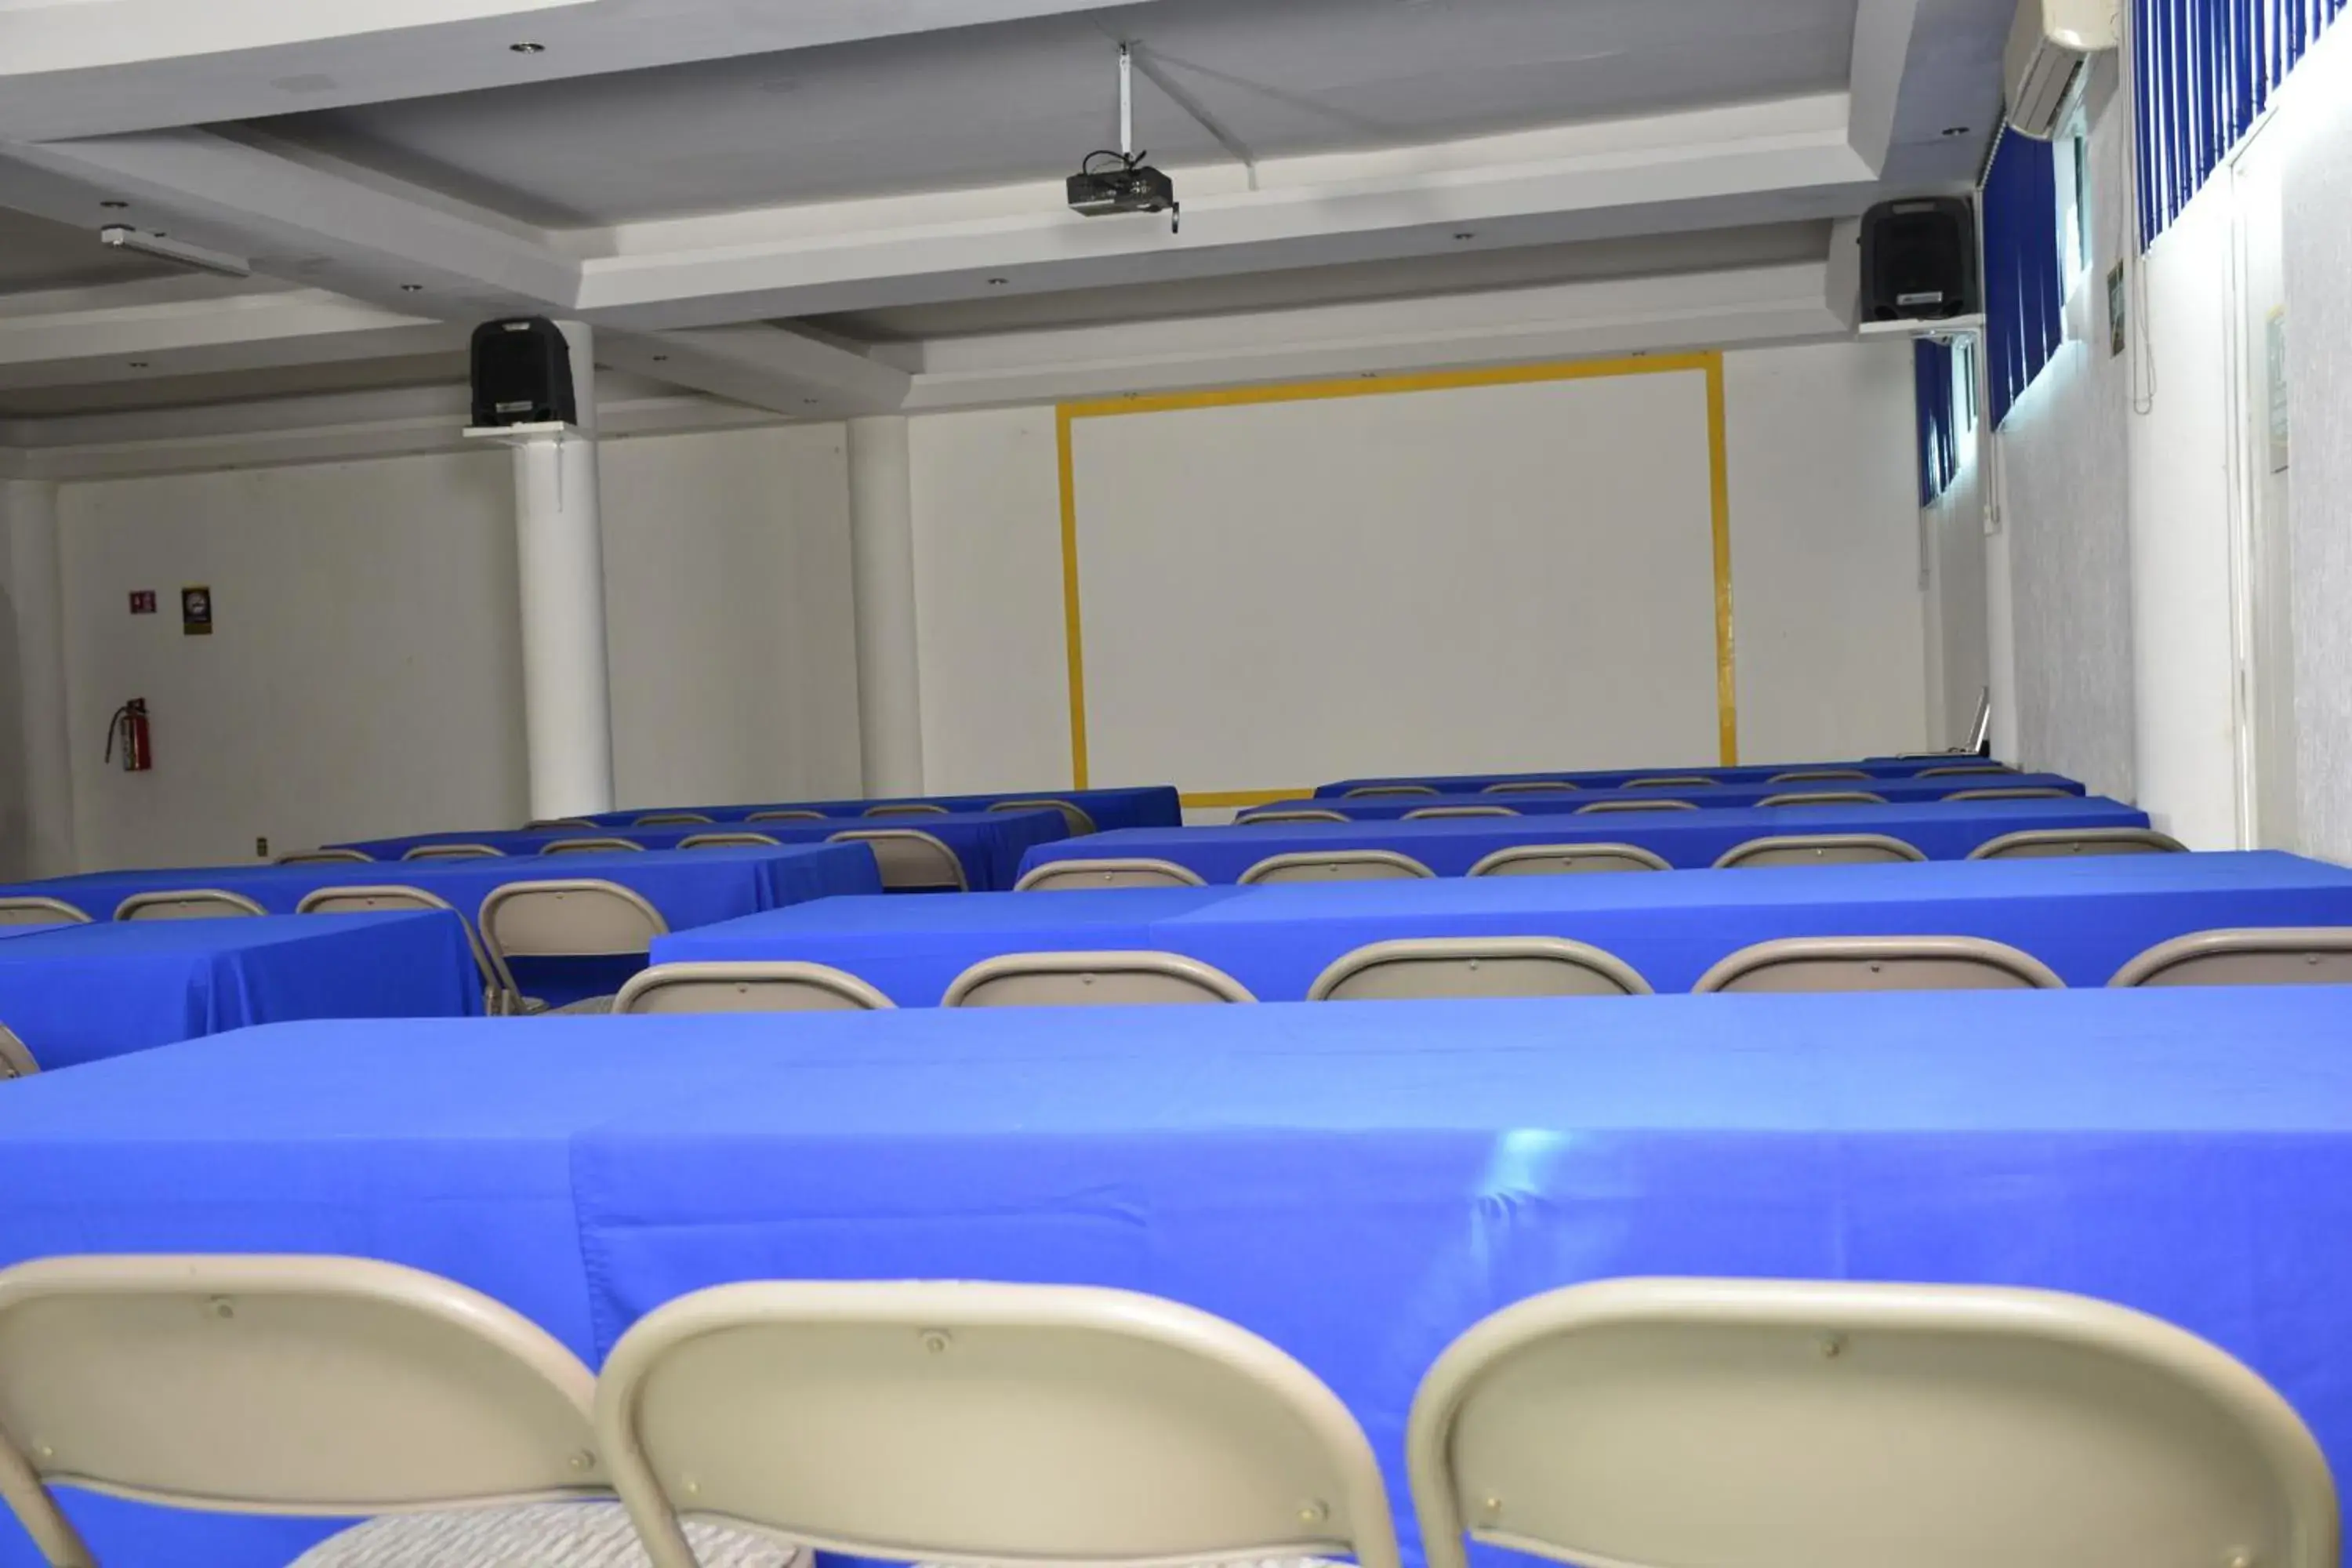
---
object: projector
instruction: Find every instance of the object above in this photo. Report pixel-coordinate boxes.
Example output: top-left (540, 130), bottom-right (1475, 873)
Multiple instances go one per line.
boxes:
top-left (1067, 155), bottom-right (1179, 230)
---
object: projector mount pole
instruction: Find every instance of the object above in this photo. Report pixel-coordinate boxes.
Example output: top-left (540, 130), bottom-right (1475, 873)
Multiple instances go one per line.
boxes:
top-left (1119, 43), bottom-right (1134, 158)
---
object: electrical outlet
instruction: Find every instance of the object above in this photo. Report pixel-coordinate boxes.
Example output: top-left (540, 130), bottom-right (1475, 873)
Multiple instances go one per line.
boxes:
top-left (255, 836), bottom-right (269, 858)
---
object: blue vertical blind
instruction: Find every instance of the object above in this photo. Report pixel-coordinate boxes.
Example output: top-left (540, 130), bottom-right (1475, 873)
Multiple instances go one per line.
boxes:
top-left (2136, 0), bottom-right (2349, 244)
top-left (1914, 339), bottom-right (1959, 505)
top-left (1980, 129), bottom-right (2066, 431)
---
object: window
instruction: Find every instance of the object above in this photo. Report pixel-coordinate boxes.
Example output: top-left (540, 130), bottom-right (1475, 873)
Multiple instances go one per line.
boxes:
top-left (2055, 116), bottom-right (2092, 286)
top-left (1954, 335), bottom-right (1981, 441)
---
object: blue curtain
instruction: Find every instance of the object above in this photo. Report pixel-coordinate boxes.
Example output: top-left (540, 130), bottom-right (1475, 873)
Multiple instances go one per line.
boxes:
top-left (2136, 0), bottom-right (2349, 245)
top-left (1980, 129), bottom-right (2065, 431)
top-left (1914, 339), bottom-right (1959, 505)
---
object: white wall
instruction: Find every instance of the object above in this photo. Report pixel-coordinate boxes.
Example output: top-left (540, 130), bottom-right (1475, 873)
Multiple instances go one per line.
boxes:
top-left (907, 341), bottom-right (1926, 796)
top-left (1923, 448), bottom-right (1989, 753)
top-left (53, 426), bottom-right (862, 869)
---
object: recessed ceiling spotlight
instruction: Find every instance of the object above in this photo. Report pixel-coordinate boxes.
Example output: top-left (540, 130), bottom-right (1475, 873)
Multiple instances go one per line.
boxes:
top-left (801, 397), bottom-right (820, 405)
top-left (1941, 125), bottom-right (1971, 136)
top-left (985, 276), bottom-right (1010, 285)
top-left (510, 41), bottom-right (546, 53)
top-left (100, 199), bottom-right (129, 210)
top-left (651, 354), bottom-right (670, 362)
top-left (127, 360), bottom-right (149, 368)
top-left (1453, 230), bottom-right (1476, 240)
top-left (399, 283), bottom-right (423, 292)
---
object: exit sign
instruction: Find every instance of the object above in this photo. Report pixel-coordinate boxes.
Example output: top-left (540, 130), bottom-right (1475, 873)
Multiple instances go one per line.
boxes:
top-left (128, 590), bottom-right (157, 615)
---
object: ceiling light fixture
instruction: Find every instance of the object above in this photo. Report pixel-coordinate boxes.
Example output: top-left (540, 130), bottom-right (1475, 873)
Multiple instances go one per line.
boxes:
top-left (1941, 125), bottom-right (1972, 136)
top-left (400, 283), bottom-right (424, 292)
top-left (100, 199), bottom-right (129, 210)
top-left (127, 361), bottom-right (149, 368)
top-left (985, 276), bottom-right (1009, 285)
top-left (510, 41), bottom-right (545, 53)
top-left (651, 354), bottom-right (670, 362)
top-left (1453, 230), bottom-right (1475, 240)
top-left (99, 225), bottom-right (252, 279)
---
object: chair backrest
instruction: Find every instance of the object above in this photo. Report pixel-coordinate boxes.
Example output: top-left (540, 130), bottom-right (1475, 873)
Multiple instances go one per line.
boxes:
top-left (1236, 808), bottom-right (1351, 826)
top-left (1014, 858), bottom-right (1206, 892)
top-left (1575, 799), bottom-right (1697, 815)
top-left (1239, 851), bottom-right (1436, 885)
top-left (634, 812), bottom-right (715, 827)
top-left (1468, 844), bottom-right (1672, 877)
top-left (1403, 806), bottom-right (1519, 821)
top-left (1344, 785), bottom-right (1439, 799)
top-left (1404, 1276), bottom-right (2338, 1568)
top-left (1766, 769), bottom-right (1871, 783)
top-left (1481, 781), bottom-right (1578, 794)
top-left (1308, 938), bottom-right (1652, 1001)
top-left (1969, 828), bottom-right (2188, 859)
top-left (274, 849), bottom-right (372, 866)
top-left (1625, 775), bottom-right (1717, 789)
top-left (1694, 935), bottom-right (2063, 993)
top-left (0, 896), bottom-right (90, 925)
top-left (989, 799), bottom-right (1100, 836)
top-left (1943, 786), bottom-right (2074, 801)
top-left (1918, 763), bottom-right (2014, 778)
top-left (677, 832), bottom-right (782, 850)
top-left (0, 1025), bottom-right (37, 1079)
top-left (295, 885), bottom-right (501, 1005)
top-left (943, 952), bottom-right (1254, 1007)
top-left (404, 844), bottom-right (505, 861)
top-left (593, 1279), bottom-right (1401, 1568)
top-left (2111, 927), bottom-right (2352, 988)
top-left (614, 961), bottom-right (895, 1014)
top-left (539, 837), bottom-right (647, 856)
top-left (0, 1254), bottom-right (607, 1568)
top-left (1712, 834), bottom-right (1927, 870)
top-left (525, 818), bottom-right (597, 830)
top-left (747, 809), bottom-right (829, 822)
top-left (477, 880), bottom-right (670, 1005)
top-left (114, 889), bottom-right (267, 921)
top-left (865, 802), bottom-right (949, 818)
top-left (828, 829), bottom-right (967, 891)
top-left (1757, 790), bottom-right (1888, 808)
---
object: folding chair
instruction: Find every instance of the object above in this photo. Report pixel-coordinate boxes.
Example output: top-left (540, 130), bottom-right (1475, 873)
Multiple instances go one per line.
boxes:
top-left (0, 897), bottom-right (89, 925)
top-left (404, 844), bottom-right (505, 860)
top-left (1343, 786), bottom-right (1439, 799)
top-left (1403, 806), bottom-right (1519, 820)
top-left (748, 810), bottom-right (829, 823)
top-left (275, 849), bottom-right (373, 865)
top-left (1712, 834), bottom-right (1926, 869)
top-left (1468, 844), bottom-right (1671, 876)
top-left (296, 885), bottom-right (506, 1015)
top-left (1969, 827), bottom-right (2187, 858)
top-left (114, 889), bottom-right (267, 920)
top-left (1481, 782), bottom-right (1578, 794)
top-left (829, 829), bottom-right (967, 891)
top-left (1944, 786), bottom-right (2074, 801)
top-left (865, 803), bottom-right (949, 818)
top-left (1236, 808), bottom-right (1352, 826)
top-left (1574, 800), bottom-right (1697, 815)
top-left (1756, 791), bottom-right (1888, 808)
top-left (1308, 938), bottom-right (1651, 1000)
top-left (634, 813), bottom-right (715, 827)
top-left (989, 799), bottom-right (1100, 836)
top-left (2110, 927), bottom-right (2352, 987)
top-left (1014, 858), bottom-right (1206, 891)
top-left (677, 833), bottom-right (783, 850)
top-left (540, 838), bottom-right (647, 856)
top-left (0, 1024), bottom-right (37, 1079)
top-left (943, 952), bottom-right (1254, 1007)
top-left (1239, 851), bottom-right (1434, 885)
top-left (1766, 769), bottom-right (1872, 783)
top-left (614, 962), bottom-right (895, 1014)
top-left (478, 879), bottom-right (670, 1015)
top-left (1694, 935), bottom-right (2063, 993)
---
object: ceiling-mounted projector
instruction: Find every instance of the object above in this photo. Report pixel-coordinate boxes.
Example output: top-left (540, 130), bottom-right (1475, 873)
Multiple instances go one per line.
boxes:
top-left (1067, 43), bottom-right (1179, 233)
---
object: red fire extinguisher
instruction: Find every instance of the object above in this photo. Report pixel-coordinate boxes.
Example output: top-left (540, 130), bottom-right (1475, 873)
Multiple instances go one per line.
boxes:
top-left (106, 699), bottom-right (152, 773)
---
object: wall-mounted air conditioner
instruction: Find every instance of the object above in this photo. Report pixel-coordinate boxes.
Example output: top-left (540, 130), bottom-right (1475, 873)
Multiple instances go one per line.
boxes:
top-left (2004, 0), bottom-right (2116, 139)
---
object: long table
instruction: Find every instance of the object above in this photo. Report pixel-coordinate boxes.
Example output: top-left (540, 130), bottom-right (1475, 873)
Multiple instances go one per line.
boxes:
top-left (652, 851), bottom-right (2352, 1003)
top-left (0, 912), bottom-right (481, 1070)
top-left (583, 784), bottom-right (1181, 834)
top-left (0, 844), bottom-right (880, 1007)
top-left (1267, 774), bottom-right (2086, 818)
top-left (1022, 797), bottom-right (2155, 881)
top-left (1318, 757), bottom-right (2014, 793)
top-left (6, 989), bottom-right (2352, 1566)
top-left (332, 808), bottom-right (1065, 892)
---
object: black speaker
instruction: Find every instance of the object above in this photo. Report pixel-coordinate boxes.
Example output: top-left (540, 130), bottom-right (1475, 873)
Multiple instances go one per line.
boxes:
top-left (1860, 197), bottom-right (1979, 322)
top-left (470, 317), bottom-right (579, 427)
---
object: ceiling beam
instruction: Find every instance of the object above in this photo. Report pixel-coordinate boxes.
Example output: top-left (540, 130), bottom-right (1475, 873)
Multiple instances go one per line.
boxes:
top-left (0, 0), bottom-right (1160, 141)
top-left (1848, 0), bottom-right (1926, 172)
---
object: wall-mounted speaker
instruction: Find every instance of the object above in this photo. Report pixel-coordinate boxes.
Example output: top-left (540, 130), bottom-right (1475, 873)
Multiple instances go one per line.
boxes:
top-left (469, 317), bottom-right (578, 428)
top-left (1860, 198), bottom-right (1980, 323)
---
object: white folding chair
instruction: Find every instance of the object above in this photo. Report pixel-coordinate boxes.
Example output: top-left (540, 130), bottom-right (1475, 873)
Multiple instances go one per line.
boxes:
top-left (829, 829), bottom-right (967, 891)
top-left (677, 833), bottom-right (783, 850)
top-left (478, 880), bottom-right (670, 1015)
top-left (1756, 790), bottom-right (1888, 808)
top-left (1695, 935), bottom-right (2063, 993)
top-left (1766, 769), bottom-right (1873, 783)
top-left (613, 962), bottom-right (895, 1014)
top-left (1237, 808), bottom-right (1352, 826)
top-left (540, 837), bottom-right (648, 856)
top-left (1308, 938), bottom-right (1652, 1001)
top-left (634, 813), bottom-right (715, 827)
top-left (0, 1024), bottom-right (38, 1079)
top-left (747, 810), bottom-right (829, 823)
top-left (2111, 927), bottom-right (2352, 987)
top-left (1406, 1276), bottom-right (2337, 1568)
top-left (404, 844), bottom-right (506, 861)
top-left (276, 849), bottom-right (373, 865)
top-left (593, 1280), bottom-right (1402, 1568)
top-left (0, 896), bottom-right (90, 925)
top-left (943, 951), bottom-right (1254, 1007)
top-left (1468, 844), bottom-right (1671, 876)
top-left (114, 889), bottom-right (267, 920)
top-left (1918, 763), bottom-right (2015, 778)
top-left (0, 1254), bottom-right (795, 1568)
top-left (1014, 858), bottom-right (1206, 891)
top-left (526, 818), bottom-right (598, 831)
top-left (1624, 775), bottom-right (1718, 789)
top-left (1403, 806), bottom-right (1519, 821)
top-left (989, 798), bottom-right (1100, 836)
top-left (1712, 834), bottom-right (1927, 869)
top-left (1969, 827), bottom-right (2187, 858)
top-left (1944, 786), bottom-right (2074, 801)
top-left (1239, 851), bottom-right (1434, 885)
top-left (1574, 800), bottom-right (1697, 815)
top-left (1481, 782), bottom-right (1579, 794)
top-left (296, 885), bottom-right (506, 1015)
top-left (1343, 785), bottom-right (1439, 799)
top-left (864, 802), bottom-right (949, 818)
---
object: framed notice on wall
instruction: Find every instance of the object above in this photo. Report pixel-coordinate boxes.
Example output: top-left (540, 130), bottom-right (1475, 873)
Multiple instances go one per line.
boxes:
top-left (2267, 307), bottom-right (2290, 474)
top-left (180, 585), bottom-right (213, 636)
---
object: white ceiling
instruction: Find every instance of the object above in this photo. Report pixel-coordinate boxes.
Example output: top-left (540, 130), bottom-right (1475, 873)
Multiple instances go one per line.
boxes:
top-left (0, 204), bottom-right (177, 292)
top-left (256, 0), bottom-right (1861, 226)
top-left (0, 350), bottom-right (466, 420)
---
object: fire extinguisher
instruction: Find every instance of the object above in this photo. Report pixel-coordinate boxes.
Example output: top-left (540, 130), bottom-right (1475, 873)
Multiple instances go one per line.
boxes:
top-left (106, 699), bottom-right (152, 773)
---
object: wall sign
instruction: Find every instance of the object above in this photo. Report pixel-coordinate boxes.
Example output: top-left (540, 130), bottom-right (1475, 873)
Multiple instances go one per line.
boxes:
top-left (180, 585), bottom-right (213, 637)
top-left (128, 590), bottom-right (157, 615)
top-left (2106, 262), bottom-right (2127, 358)
top-left (2267, 307), bottom-right (2290, 474)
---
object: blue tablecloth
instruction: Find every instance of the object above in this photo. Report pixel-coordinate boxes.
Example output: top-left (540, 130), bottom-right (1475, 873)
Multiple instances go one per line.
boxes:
top-left (1319, 757), bottom-right (2020, 794)
top-left (1275, 775), bottom-right (2085, 818)
top-left (1023, 797), bottom-right (2155, 881)
top-left (0, 844), bottom-right (881, 1007)
top-left (652, 851), bottom-right (2352, 1003)
top-left (0, 913), bottom-right (481, 1071)
top-left (333, 810), bottom-right (1064, 893)
top-left (583, 784), bottom-right (1182, 834)
top-left (7, 988), bottom-right (2352, 1566)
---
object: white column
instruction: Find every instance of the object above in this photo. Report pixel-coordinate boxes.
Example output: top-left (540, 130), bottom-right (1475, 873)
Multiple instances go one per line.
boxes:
top-left (1, 480), bottom-right (78, 876)
top-left (510, 321), bottom-right (615, 820)
top-left (848, 415), bottom-right (924, 796)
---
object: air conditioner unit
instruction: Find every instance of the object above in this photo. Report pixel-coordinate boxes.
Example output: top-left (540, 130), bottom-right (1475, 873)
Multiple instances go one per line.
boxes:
top-left (2004, 0), bottom-right (2115, 138)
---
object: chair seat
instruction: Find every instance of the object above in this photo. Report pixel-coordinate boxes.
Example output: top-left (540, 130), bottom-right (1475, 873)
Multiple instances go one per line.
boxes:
top-left (292, 1501), bottom-right (803, 1568)
top-left (546, 995), bottom-right (617, 1015)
